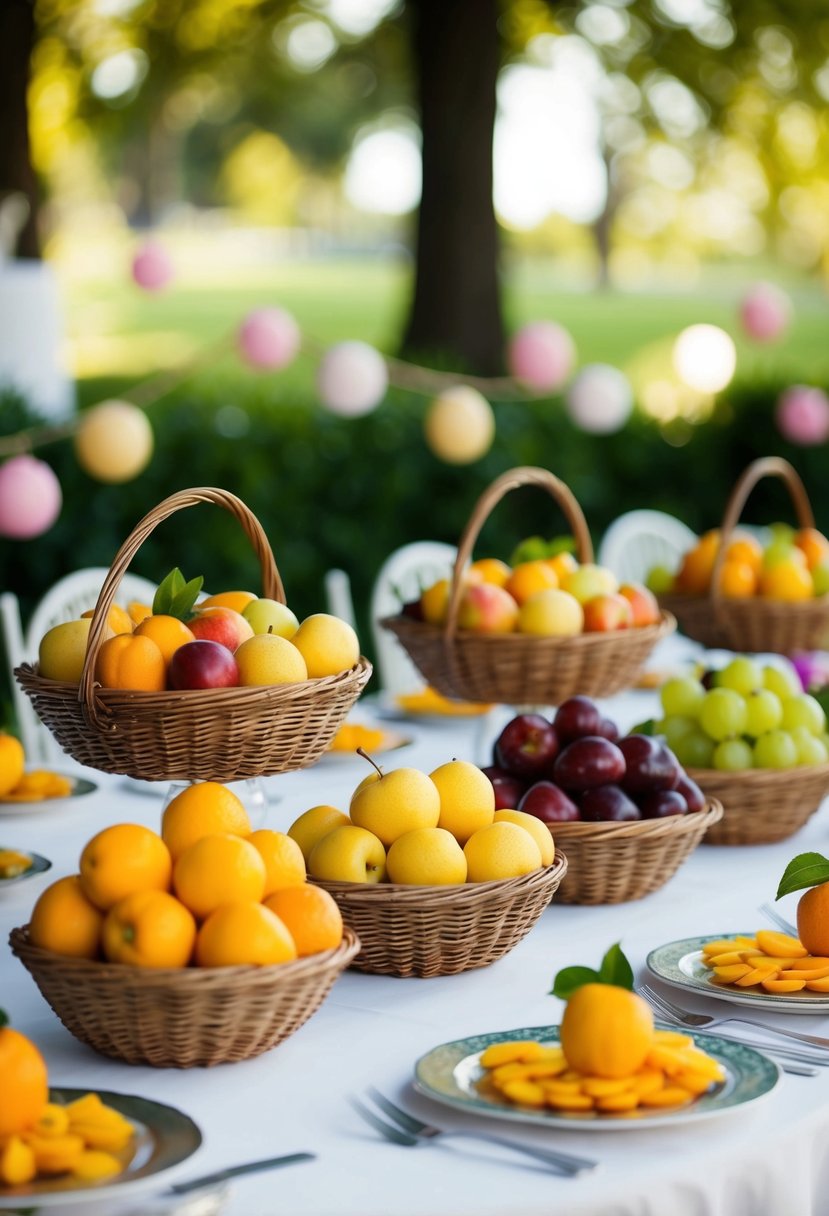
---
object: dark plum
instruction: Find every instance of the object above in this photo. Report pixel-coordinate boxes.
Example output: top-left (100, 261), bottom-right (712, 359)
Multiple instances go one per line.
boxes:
top-left (638, 789), bottom-right (688, 818)
top-left (517, 781), bottom-right (580, 824)
top-left (617, 735), bottom-right (681, 793)
top-left (553, 697), bottom-right (603, 743)
top-left (596, 717), bottom-right (620, 742)
top-left (553, 737), bottom-right (626, 791)
top-left (493, 714), bottom-right (559, 780)
top-left (579, 785), bottom-right (640, 822)
top-left (674, 773), bottom-right (706, 813)
top-left (481, 765), bottom-right (529, 811)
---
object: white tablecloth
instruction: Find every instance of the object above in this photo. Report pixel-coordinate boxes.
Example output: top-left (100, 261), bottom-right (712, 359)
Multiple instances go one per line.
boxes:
top-left (3, 676), bottom-right (829, 1216)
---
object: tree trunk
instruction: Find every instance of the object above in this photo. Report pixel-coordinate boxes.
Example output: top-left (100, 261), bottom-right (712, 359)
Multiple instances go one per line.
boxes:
top-left (0, 0), bottom-right (40, 259)
top-left (402, 0), bottom-right (504, 374)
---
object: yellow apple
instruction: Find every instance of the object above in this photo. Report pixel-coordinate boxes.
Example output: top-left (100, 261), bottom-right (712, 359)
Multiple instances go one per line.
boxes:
top-left (429, 760), bottom-right (495, 844)
top-left (291, 614), bottom-right (360, 677)
top-left (493, 809), bottom-right (555, 866)
top-left (350, 767), bottom-right (441, 846)
top-left (518, 589), bottom-right (583, 637)
top-left (463, 822), bottom-right (542, 882)
top-left (386, 827), bottom-right (467, 885)
top-left (39, 618), bottom-right (106, 683)
top-left (288, 805), bottom-right (351, 863)
top-left (562, 564), bottom-right (619, 604)
top-left (234, 634), bottom-right (308, 685)
top-left (308, 825), bottom-right (386, 883)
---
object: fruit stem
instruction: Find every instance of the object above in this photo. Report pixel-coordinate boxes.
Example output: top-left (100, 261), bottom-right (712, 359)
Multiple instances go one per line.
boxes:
top-left (357, 747), bottom-right (384, 777)
top-left (0, 1008), bottom-right (8, 1029)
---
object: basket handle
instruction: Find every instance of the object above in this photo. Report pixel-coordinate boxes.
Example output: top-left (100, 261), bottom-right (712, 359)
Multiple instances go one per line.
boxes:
top-left (78, 487), bottom-right (284, 712)
top-left (709, 457), bottom-right (814, 602)
top-left (444, 467), bottom-right (593, 640)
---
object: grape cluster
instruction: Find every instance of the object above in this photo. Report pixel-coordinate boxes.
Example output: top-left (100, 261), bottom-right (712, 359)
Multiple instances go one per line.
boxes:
top-left (657, 658), bottom-right (828, 772)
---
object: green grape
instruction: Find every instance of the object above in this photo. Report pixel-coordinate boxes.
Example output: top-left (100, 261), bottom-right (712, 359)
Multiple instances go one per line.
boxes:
top-left (717, 657), bottom-right (763, 696)
top-left (673, 730), bottom-right (716, 769)
top-left (791, 725), bottom-right (829, 766)
top-left (658, 715), bottom-right (697, 750)
top-left (660, 676), bottom-right (705, 718)
top-left (780, 694), bottom-right (826, 737)
top-left (762, 663), bottom-right (802, 701)
top-left (743, 689), bottom-right (783, 738)
top-left (713, 739), bottom-right (754, 772)
top-left (699, 688), bottom-right (748, 742)
top-left (753, 730), bottom-right (799, 769)
top-left (646, 565), bottom-right (674, 594)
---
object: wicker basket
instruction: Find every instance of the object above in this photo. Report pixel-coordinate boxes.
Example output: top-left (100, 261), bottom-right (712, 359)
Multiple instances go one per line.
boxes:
top-left (312, 853), bottom-right (567, 978)
top-left (382, 467), bottom-right (675, 705)
top-left (14, 488), bottom-right (372, 781)
top-left (658, 457), bottom-right (829, 654)
top-left (687, 765), bottom-right (829, 846)
top-left (9, 925), bottom-right (360, 1068)
top-left (550, 801), bottom-right (723, 905)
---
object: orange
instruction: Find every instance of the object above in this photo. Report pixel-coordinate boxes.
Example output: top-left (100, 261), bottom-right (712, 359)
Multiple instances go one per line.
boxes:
top-left (795, 528), bottom-right (829, 571)
top-left (199, 591), bottom-right (257, 614)
top-left (173, 833), bottom-right (266, 919)
top-left (127, 601), bottom-right (153, 627)
top-left (797, 882), bottom-right (829, 957)
top-left (95, 634), bottom-right (165, 692)
top-left (560, 984), bottom-right (654, 1079)
top-left (469, 558), bottom-right (511, 587)
top-left (675, 531), bottom-right (720, 594)
top-left (134, 614), bottom-right (195, 665)
top-left (717, 559), bottom-right (757, 598)
top-left (161, 781), bottom-right (251, 860)
top-left (759, 559), bottom-right (813, 601)
top-left (80, 824), bottom-right (172, 911)
top-left (0, 1016), bottom-right (49, 1137)
top-left (420, 578), bottom-right (451, 624)
top-left (102, 890), bottom-right (197, 967)
top-left (247, 830), bottom-right (306, 895)
top-left (0, 734), bottom-right (25, 797)
top-left (29, 875), bottom-right (103, 958)
top-left (195, 901), bottom-right (297, 966)
top-left (504, 560), bottom-right (559, 605)
top-left (264, 885), bottom-right (343, 956)
top-left (80, 604), bottom-right (133, 635)
top-left (725, 534), bottom-right (763, 575)
top-left (545, 552), bottom-right (578, 581)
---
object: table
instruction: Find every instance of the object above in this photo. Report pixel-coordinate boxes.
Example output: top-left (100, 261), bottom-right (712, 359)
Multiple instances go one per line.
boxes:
top-left (3, 676), bottom-right (829, 1216)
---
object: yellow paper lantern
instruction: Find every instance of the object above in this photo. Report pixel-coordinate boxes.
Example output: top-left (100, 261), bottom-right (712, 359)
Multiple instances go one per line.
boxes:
top-left (424, 386), bottom-right (494, 465)
top-left (74, 401), bottom-right (154, 483)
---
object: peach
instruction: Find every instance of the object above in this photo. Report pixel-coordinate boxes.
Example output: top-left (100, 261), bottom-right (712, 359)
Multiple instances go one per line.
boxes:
top-left (457, 583), bottom-right (518, 633)
top-left (582, 593), bottom-right (634, 632)
top-left (188, 606), bottom-right (253, 652)
top-left (619, 582), bottom-right (661, 627)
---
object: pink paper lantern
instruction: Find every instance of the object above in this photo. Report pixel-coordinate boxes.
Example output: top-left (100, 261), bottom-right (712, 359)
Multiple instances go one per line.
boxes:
top-left (131, 241), bottom-right (174, 292)
top-left (740, 282), bottom-right (792, 343)
top-left (238, 308), bottom-right (300, 371)
top-left (508, 321), bottom-right (575, 393)
top-left (776, 385), bottom-right (829, 446)
top-left (317, 341), bottom-right (388, 417)
top-left (0, 454), bottom-right (62, 539)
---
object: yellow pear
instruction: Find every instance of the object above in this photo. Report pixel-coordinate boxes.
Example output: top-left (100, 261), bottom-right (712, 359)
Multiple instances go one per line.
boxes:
top-left (288, 805), bottom-right (351, 863)
top-left (463, 822), bottom-right (542, 882)
top-left (493, 810), bottom-right (555, 866)
top-left (39, 619), bottom-right (106, 683)
top-left (308, 825), bottom-right (386, 883)
top-left (350, 761), bottom-right (440, 847)
top-left (291, 614), bottom-right (360, 677)
top-left (429, 760), bottom-right (495, 844)
top-left (386, 828), bottom-right (467, 885)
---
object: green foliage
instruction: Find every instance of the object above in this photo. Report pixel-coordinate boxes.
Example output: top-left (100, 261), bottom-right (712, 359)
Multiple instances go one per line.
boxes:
top-left (776, 852), bottom-right (829, 899)
top-left (551, 943), bottom-right (634, 999)
top-left (152, 568), bottom-right (204, 619)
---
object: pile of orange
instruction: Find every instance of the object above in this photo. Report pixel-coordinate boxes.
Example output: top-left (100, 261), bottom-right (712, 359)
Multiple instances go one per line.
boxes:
top-left (0, 1011), bottom-right (132, 1186)
top-left (28, 781), bottom-right (343, 969)
top-left (0, 734), bottom-right (73, 803)
top-left (657, 526), bottom-right (829, 601)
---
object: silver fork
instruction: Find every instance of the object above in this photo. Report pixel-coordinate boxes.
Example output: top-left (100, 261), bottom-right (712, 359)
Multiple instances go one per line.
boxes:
top-left (639, 982), bottom-right (829, 1057)
top-left (759, 902), bottom-right (799, 936)
top-left (350, 1089), bottom-right (597, 1177)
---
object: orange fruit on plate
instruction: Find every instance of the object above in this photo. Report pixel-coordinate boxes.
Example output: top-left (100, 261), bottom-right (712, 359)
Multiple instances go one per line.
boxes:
top-left (80, 824), bottom-right (172, 911)
top-left (797, 882), bottom-right (829, 957)
top-left (134, 614), bottom-right (196, 665)
top-left (0, 1017), bottom-right (49, 1137)
top-left (173, 833), bottom-right (266, 919)
top-left (195, 900), bottom-right (297, 966)
top-left (560, 984), bottom-right (654, 1079)
top-left (95, 634), bottom-right (166, 692)
top-left (247, 830), bottom-right (306, 896)
top-left (504, 560), bottom-right (559, 606)
top-left (0, 734), bottom-right (25, 797)
top-left (264, 885), bottom-right (343, 956)
top-left (102, 890), bottom-right (197, 967)
top-left (29, 875), bottom-right (103, 958)
top-left (161, 781), bottom-right (251, 861)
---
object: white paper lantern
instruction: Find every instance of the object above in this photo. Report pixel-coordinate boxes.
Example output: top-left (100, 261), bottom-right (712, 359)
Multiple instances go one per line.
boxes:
top-left (424, 386), bottom-right (495, 464)
top-left (673, 325), bottom-right (736, 393)
top-left (565, 365), bottom-right (633, 434)
top-left (317, 341), bottom-right (388, 416)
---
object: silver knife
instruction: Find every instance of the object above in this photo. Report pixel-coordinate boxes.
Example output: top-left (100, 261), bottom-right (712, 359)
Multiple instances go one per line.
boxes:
top-left (167, 1152), bottom-right (315, 1195)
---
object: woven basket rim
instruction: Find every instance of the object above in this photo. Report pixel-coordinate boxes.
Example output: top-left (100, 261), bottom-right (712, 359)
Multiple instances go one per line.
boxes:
top-left (312, 853), bottom-right (567, 905)
top-left (658, 590), bottom-right (829, 616)
top-left (381, 612), bottom-right (675, 649)
top-left (9, 924), bottom-right (361, 984)
top-left (550, 799), bottom-right (723, 841)
top-left (686, 763), bottom-right (829, 787)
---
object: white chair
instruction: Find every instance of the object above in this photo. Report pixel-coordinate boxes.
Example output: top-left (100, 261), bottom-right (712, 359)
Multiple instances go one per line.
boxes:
top-left (597, 510), bottom-right (697, 586)
top-left (323, 568), bottom-right (357, 631)
top-left (370, 541), bottom-right (457, 694)
top-left (2, 567), bottom-right (157, 764)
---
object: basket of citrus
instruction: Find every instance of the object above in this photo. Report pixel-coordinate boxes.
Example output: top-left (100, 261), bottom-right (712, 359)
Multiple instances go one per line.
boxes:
top-left (381, 466), bottom-right (674, 706)
top-left (293, 752), bottom-right (567, 978)
top-left (9, 783), bottom-right (360, 1068)
top-left (14, 487), bottom-right (371, 782)
top-left (655, 456), bottom-right (829, 654)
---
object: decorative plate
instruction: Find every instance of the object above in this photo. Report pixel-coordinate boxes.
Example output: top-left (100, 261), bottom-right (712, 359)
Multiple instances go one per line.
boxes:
top-left (0, 849), bottom-right (51, 889)
top-left (0, 775), bottom-right (97, 815)
top-left (414, 1023), bottom-right (779, 1132)
top-left (647, 934), bottom-right (829, 1014)
top-left (0, 1088), bottom-right (201, 1210)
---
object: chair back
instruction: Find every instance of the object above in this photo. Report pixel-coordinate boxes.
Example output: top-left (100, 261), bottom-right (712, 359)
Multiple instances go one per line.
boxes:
top-left (597, 510), bottom-right (696, 586)
top-left (370, 542), bottom-right (456, 693)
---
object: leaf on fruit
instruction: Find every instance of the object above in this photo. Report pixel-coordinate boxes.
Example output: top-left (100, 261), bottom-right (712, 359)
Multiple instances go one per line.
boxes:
top-left (169, 576), bottom-right (203, 619)
top-left (630, 719), bottom-right (656, 737)
top-left (776, 852), bottom-right (829, 899)
top-left (509, 536), bottom-right (549, 566)
top-left (598, 942), bottom-right (634, 991)
top-left (545, 536), bottom-right (577, 558)
top-left (550, 966), bottom-right (599, 1000)
top-left (152, 568), bottom-right (203, 620)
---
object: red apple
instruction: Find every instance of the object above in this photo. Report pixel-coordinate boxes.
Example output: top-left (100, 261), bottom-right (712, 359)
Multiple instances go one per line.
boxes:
top-left (188, 606), bottom-right (254, 653)
top-left (481, 765), bottom-right (529, 810)
top-left (582, 593), bottom-right (634, 633)
top-left (619, 582), bottom-right (660, 627)
top-left (494, 714), bottom-right (560, 780)
top-left (168, 640), bottom-right (239, 689)
top-left (518, 781), bottom-right (579, 823)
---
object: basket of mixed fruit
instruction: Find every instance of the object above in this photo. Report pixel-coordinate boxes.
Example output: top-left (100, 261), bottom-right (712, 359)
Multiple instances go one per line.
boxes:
top-left (9, 781), bottom-right (360, 1066)
top-left (294, 750), bottom-right (567, 977)
top-left (651, 657), bottom-right (829, 846)
top-left (653, 456), bottom-right (829, 654)
top-left (483, 697), bottom-right (722, 904)
top-left (14, 487), bottom-right (371, 782)
top-left (382, 466), bottom-right (674, 706)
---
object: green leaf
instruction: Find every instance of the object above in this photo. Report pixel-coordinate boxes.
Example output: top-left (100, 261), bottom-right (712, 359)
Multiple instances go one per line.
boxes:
top-left (598, 943), bottom-right (634, 991)
top-left (545, 536), bottom-right (576, 557)
top-left (776, 852), bottom-right (829, 899)
top-left (152, 567), bottom-right (185, 616)
top-left (0, 1008), bottom-right (7, 1029)
top-left (630, 718), bottom-right (656, 736)
top-left (169, 576), bottom-right (204, 620)
top-left (509, 536), bottom-right (549, 566)
top-left (550, 966), bottom-right (599, 1000)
